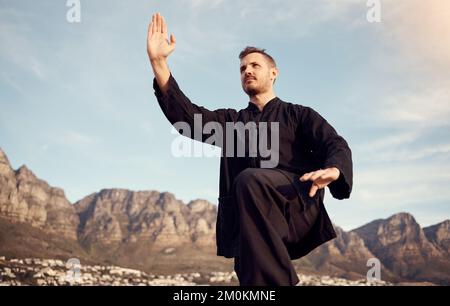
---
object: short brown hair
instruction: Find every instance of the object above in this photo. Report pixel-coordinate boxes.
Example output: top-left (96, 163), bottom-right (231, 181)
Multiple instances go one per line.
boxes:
top-left (239, 46), bottom-right (277, 68)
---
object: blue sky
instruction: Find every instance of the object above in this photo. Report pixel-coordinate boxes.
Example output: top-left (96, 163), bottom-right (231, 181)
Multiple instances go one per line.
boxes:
top-left (1, 0), bottom-right (449, 230)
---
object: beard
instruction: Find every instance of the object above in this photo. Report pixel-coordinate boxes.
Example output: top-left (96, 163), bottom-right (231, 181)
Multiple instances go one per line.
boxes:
top-left (244, 86), bottom-right (259, 97)
top-left (242, 79), bottom-right (269, 97)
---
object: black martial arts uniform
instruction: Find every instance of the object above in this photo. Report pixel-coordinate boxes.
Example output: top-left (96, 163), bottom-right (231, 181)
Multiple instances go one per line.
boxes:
top-left (153, 74), bottom-right (353, 286)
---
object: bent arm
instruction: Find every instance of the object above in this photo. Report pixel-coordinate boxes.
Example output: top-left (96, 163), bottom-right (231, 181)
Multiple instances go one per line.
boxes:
top-left (298, 106), bottom-right (353, 199)
top-left (147, 13), bottom-right (235, 145)
top-left (153, 74), bottom-right (236, 145)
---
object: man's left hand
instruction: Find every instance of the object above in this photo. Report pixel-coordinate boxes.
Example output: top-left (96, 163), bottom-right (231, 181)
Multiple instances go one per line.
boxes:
top-left (299, 167), bottom-right (340, 197)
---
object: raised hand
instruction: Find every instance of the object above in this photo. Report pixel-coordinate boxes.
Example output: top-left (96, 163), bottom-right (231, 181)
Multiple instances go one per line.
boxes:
top-left (147, 12), bottom-right (176, 61)
top-left (299, 167), bottom-right (340, 197)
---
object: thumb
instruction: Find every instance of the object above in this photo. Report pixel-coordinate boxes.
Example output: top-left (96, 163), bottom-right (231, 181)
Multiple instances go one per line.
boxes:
top-left (170, 34), bottom-right (176, 47)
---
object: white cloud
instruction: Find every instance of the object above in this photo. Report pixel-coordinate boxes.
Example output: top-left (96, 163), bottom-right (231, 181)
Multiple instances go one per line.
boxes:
top-left (376, 0), bottom-right (450, 71)
top-left (356, 131), bottom-right (450, 163)
top-left (356, 164), bottom-right (450, 187)
top-left (234, 0), bottom-right (361, 24)
top-left (358, 0), bottom-right (450, 130)
top-left (354, 162), bottom-right (450, 203)
top-left (325, 161), bottom-right (450, 225)
top-left (370, 143), bottom-right (450, 163)
top-left (379, 85), bottom-right (450, 127)
top-left (171, 0), bottom-right (365, 59)
top-left (356, 130), bottom-right (421, 153)
top-left (340, 0), bottom-right (450, 228)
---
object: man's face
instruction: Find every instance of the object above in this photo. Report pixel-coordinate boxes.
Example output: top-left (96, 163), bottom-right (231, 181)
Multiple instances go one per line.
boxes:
top-left (240, 53), bottom-right (277, 97)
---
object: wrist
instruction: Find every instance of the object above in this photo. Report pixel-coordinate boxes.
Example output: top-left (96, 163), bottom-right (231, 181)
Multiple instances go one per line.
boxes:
top-left (150, 57), bottom-right (168, 65)
top-left (150, 57), bottom-right (169, 75)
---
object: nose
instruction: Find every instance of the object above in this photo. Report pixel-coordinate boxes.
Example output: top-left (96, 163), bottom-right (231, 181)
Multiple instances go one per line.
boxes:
top-left (244, 69), bottom-right (254, 79)
top-left (242, 65), bottom-right (252, 75)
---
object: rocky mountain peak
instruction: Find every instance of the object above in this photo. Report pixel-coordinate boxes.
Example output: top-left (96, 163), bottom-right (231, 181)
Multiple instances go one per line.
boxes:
top-left (0, 150), bottom-right (78, 240)
top-left (0, 148), bottom-right (14, 176)
top-left (424, 220), bottom-right (450, 253)
top-left (379, 212), bottom-right (423, 244)
top-left (156, 192), bottom-right (184, 213)
top-left (354, 212), bottom-right (425, 247)
top-left (187, 199), bottom-right (215, 213)
top-left (353, 213), bottom-right (443, 281)
top-left (386, 212), bottom-right (416, 225)
top-left (15, 165), bottom-right (40, 184)
top-left (74, 188), bottom-right (215, 249)
top-left (0, 148), bottom-right (10, 164)
top-left (309, 225), bottom-right (378, 275)
top-left (0, 148), bottom-right (449, 285)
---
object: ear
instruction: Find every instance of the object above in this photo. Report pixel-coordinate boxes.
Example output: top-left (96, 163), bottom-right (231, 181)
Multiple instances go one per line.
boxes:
top-left (270, 66), bottom-right (279, 83)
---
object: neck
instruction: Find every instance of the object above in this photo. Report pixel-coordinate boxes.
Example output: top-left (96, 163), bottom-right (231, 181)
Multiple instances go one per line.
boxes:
top-left (249, 90), bottom-right (277, 111)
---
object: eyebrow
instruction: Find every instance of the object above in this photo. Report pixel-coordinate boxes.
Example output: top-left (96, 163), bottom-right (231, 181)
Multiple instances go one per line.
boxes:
top-left (240, 62), bottom-right (261, 70)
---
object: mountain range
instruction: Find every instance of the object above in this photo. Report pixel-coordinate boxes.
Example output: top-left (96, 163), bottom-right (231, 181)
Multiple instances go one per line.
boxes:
top-left (0, 148), bottom-right (448, 284)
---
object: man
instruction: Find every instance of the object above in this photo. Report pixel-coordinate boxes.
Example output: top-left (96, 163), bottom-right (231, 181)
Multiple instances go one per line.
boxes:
top-left (147, 12), bottom-right (353, 286)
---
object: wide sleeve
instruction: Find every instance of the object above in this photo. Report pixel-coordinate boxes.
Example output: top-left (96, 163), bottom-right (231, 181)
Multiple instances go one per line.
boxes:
top-left (298, 106), bottom-right (353, 199)
top-left (153, 73), bottom-right (236, 145)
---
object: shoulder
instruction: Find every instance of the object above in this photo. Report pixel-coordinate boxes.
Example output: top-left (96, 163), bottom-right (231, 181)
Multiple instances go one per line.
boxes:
top-left (277, 99), bottom-right (311, 118)
top-left (278, 99), bottom-right (329, 128)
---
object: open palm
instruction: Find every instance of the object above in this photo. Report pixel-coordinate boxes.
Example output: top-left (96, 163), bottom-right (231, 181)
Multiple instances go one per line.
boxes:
top-left (147, 13), bottom-right (176, 61)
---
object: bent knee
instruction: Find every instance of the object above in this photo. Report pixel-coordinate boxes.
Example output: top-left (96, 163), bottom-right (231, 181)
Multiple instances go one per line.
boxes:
top-left (232, 168), bottom-right (268, 192)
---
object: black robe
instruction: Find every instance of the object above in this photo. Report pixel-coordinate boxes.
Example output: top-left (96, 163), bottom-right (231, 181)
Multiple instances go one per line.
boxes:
top-left (153, 74), bottom-right (353, 259)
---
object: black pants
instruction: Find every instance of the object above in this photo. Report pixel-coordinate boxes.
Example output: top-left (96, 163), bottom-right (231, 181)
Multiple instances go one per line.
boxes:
top-left (232, 168), bottom-right (320, 286)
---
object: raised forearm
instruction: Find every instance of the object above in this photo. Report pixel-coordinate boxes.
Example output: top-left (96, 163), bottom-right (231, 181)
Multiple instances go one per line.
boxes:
top-left (147, 12), bottom-right (176, 95)
top-left (150, 58), bottom-right (171, 95)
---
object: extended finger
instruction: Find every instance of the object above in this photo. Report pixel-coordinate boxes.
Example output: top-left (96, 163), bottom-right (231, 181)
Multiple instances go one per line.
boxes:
top-left (150, 14), bottom-right (155, 34)
top-left (162, 15), bottom-right (168, 34)
top-left (309, 169), bottom-right (326, 182)
top-left (300, 171), bottom-right (314, 181)
top-left (156, 12), bottom-right (162, 33)
top-left (309, 183), bottom-right (319, 197)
